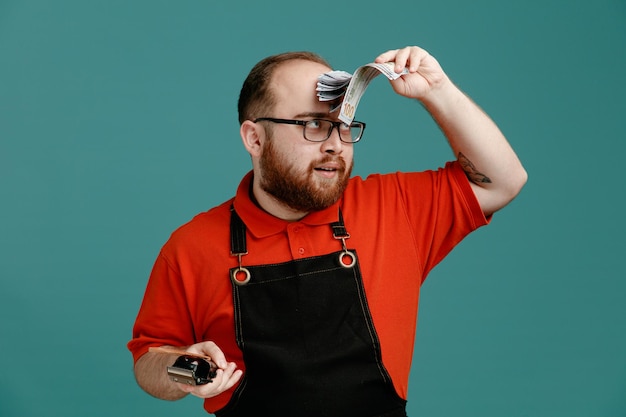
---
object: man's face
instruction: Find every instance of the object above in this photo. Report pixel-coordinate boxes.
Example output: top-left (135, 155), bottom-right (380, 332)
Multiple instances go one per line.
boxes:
top-left (257, 60), bottom-right (354, 213)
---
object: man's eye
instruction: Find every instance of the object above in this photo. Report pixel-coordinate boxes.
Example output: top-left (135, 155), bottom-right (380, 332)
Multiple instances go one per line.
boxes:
top-left (307, 120), bottom-right (322, 129)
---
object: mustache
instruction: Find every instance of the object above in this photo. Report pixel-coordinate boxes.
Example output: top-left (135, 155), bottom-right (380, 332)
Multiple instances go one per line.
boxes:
top-left (311, 155), bottom-right (346, 169)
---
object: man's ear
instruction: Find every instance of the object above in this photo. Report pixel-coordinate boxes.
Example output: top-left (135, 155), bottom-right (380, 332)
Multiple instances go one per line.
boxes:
top-left (240, 120), bottom-right (263, 157)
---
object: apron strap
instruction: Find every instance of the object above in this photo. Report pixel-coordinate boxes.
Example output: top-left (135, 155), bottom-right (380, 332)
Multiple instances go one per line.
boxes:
top-left (330, 208), bottom-right (349, 239)
top-left (230, 205), bottom-right (247, 256)
top-left (230, 206), bottom-right (250, 285)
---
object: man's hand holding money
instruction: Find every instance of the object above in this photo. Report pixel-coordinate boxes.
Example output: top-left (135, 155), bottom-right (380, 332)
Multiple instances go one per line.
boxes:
top-left (374, 45), bottom-right (449, 101)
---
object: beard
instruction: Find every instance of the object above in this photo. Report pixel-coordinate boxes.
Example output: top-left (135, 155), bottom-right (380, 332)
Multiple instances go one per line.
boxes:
top-left (259, 139), bottom-right (353, 213)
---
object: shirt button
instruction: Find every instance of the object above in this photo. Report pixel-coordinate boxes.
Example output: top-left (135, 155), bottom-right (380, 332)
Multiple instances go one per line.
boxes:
top-left (298, 247), bottom-right (305, 255)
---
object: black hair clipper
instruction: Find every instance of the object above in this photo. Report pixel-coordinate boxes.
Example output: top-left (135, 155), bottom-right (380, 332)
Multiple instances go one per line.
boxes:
top-left (167, 355), bottom-right (218, 385)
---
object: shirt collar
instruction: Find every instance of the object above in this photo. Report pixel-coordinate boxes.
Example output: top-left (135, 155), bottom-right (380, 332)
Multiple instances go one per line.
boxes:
top-left (232, 171), bottom-right (342, 239)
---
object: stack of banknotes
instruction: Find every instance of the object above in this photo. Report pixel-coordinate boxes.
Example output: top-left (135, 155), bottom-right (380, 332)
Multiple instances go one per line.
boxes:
top-left (317, 62), bottom-right (409, 124)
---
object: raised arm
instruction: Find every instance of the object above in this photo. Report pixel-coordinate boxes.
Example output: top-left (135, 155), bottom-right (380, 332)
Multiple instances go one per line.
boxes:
top-left (376, 46), bottom-right (527, 216)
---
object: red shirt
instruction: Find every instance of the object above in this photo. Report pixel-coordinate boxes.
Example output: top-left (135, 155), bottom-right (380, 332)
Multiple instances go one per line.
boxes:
top-left (128, 161), bottom-right (488, 413)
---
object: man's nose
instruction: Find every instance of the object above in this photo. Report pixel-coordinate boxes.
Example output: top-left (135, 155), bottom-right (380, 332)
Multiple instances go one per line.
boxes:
top-left (321, 125), bottom-right (343, 153)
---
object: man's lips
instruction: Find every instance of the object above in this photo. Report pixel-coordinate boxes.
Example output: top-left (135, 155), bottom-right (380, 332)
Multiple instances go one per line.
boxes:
top-left (313, 162), bottom-right (343, 177)
top-left (315, 165), bottom-right (340, 171)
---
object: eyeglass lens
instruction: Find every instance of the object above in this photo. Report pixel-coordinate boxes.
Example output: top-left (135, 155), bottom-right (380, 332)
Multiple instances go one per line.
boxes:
top-left (304, 120), bottom-right (361, 142)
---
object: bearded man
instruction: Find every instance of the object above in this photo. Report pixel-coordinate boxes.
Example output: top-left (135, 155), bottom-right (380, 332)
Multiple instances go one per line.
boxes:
top-left (128, 45), bottom-right (527, 417)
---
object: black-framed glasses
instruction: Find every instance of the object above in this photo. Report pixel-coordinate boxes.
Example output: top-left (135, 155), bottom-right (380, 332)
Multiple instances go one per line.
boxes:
top-left (254, 117), bottom-right (366, 143)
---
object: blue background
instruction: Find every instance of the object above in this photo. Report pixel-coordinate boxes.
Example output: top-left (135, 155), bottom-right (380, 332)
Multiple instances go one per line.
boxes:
top-left (1, 1), bottom-right (625, 416)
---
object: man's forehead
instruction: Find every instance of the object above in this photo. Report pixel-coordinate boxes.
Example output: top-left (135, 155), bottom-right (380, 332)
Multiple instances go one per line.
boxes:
top-left (270, 60), bottom-right (333, 113)
top-left (272, 60), bottom-right (330, 88)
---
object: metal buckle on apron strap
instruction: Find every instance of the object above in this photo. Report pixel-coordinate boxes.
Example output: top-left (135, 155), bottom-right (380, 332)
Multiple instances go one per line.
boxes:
top-left (331, 210), bottom-right (356, 269)
top-left (334, 233), bottom-right (356, 268)
top-left (231, 252), bottom-right (251, 286)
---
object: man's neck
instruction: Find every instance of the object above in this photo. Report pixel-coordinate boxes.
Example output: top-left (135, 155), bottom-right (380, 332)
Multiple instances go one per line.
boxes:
top-left (250, 180), bottom-right (309, 222)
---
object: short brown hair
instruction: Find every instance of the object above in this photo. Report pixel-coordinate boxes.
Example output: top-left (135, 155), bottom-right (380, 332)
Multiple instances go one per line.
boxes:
top-left (237, 51), bottom-right (331, 124)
